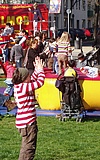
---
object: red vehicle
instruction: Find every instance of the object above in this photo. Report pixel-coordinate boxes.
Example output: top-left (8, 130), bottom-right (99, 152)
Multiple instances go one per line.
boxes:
top-left (0, 4), bottom-right (49, 33)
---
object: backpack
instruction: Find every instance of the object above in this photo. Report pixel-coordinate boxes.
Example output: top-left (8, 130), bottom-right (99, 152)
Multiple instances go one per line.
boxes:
top-left (62, 76), bottom-right (82, 109)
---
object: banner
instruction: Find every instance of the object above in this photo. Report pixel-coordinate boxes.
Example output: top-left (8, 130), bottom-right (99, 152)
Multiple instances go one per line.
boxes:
top-left (0, 4), bottom-right (48, 32)
top-left (49, 0), bottom-right (61, 14)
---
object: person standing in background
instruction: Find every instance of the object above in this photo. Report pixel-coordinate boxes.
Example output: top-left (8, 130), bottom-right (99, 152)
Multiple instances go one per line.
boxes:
top-left (56, 32), bottom-right (72, 75)
top-left (10, 38), bottom-right (24, 68)
top-left (28, 3), bottom-right (42, 36)
top-left (92, 30), bottom-right (100, 65)
top-left (26, 39), bottom-right (39, 75)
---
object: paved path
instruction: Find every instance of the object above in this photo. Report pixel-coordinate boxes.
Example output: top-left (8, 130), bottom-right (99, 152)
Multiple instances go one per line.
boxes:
top-left (72, 46), bottom-right (93, 58)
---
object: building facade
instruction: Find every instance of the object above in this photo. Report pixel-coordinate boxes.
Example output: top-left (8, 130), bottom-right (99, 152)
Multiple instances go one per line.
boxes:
top-left (0, 0), bottom-right (99, 30)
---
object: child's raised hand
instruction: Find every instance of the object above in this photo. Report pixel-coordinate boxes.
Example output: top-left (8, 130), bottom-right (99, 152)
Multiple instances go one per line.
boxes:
top-left (33, 56), bottom-right (44, 71)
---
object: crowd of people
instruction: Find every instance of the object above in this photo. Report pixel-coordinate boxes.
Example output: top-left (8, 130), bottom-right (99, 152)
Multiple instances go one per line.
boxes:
top-left (0, 25), bottom-right (100, 97)
top-left (0, 22), bottom-right (100, 159)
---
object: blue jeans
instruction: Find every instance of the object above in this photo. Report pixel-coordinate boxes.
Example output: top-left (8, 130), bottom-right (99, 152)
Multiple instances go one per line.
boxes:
top-left (0, 93), bottom-right (9, 106)
top-left (2, 48), bottom-right (8, 63)
top-left (4, 79), bottom-right (14, 96)
top-left (16, 59), bottom-right (22, 68)
top-left (53, 56), bottom-right (59, 74)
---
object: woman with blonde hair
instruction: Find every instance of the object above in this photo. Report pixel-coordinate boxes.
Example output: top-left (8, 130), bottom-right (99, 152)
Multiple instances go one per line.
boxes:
top-left (57, 31), bottom-right (72, 75)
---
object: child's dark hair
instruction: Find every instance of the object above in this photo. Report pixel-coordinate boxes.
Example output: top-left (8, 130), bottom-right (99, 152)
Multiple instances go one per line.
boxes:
top-left (68, 60), bottom-right (76, 68)
top-left (12, 68), bottom-right (22, 84)
top-left (12, 68), bottom-right (29, 84)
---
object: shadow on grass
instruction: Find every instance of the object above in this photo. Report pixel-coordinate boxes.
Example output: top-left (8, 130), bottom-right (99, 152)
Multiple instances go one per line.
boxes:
top-left (82, 116), bottom-right (100, 122)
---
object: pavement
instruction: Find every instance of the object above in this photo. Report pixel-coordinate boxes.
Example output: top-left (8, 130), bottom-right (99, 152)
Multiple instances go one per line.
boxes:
top-left (72, 45), bottom-right (93, 59)
top-left (71, 39), bottom-right (94, 58)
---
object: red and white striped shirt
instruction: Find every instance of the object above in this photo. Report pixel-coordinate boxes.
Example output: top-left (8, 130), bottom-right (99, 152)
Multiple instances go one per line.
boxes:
top-left (14, 70), bottom-right (45, 129)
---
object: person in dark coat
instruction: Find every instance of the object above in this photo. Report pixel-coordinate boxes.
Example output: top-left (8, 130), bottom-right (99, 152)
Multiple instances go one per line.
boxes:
top-left (92, 30), bottom-right (100, 65)
top-left (26, 39), bottom-right (39, 75)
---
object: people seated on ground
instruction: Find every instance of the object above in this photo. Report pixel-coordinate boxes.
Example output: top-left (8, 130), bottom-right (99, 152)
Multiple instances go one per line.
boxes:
top-left (3, 61), bottom-right (16, 96)
top-left (0, 61), bottom-right (16, 110)
top-left (76, 52), bottom-right (88, 68)
top-left (10, 38), bottom-right (24, 68)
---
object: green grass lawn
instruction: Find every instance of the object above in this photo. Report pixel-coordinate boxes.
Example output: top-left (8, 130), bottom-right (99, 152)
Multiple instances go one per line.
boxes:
top-left (0, 75), bottom-right (100, 160)
top-left (0, 116), bottom-right (100, 160)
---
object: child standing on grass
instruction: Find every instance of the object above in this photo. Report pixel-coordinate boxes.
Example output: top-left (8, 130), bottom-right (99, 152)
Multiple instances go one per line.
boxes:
top-left (12, 56), bottom-right (45, 160)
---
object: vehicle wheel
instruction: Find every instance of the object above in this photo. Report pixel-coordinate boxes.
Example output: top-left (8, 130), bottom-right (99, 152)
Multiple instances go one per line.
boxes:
top-left (59, 116), bottom-right (62, 121)
top-left (76, 117), bottom-right (82, 122)
top-left (62, 118), bottom-right (65, 122)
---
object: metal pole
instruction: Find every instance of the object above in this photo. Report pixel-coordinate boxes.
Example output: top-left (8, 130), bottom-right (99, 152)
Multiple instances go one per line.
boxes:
top-left (40, 21), bottom-right (42, 32)
top-left (53, 20), bottom-right (56, 39)
top-left (61, 0), bottom-right (64, 28)
top-left (66, 9), bottom-right (71, 34)
top-left (68, 13), bottom-right (70, 33)
top-left (19, 20), bottom-right (22, 31)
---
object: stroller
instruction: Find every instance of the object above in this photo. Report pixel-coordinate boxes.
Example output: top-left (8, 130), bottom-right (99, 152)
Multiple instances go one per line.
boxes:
top-left (55, 75), bottom-right (84, 122)
top-left (85, 48), bottom-right (99, 67)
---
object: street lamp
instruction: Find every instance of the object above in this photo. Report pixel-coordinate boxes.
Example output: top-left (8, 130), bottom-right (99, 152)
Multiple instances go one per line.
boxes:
top-left (66, 9), bottom-right (71, 33)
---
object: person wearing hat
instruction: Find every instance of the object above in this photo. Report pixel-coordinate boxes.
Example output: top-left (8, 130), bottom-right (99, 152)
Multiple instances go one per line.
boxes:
top-left (76, 52), bottom-right (88, 68)
top-left (28, 3), bottom-right (42, 36)
top-left (12, 56), bottom-right (45, 160)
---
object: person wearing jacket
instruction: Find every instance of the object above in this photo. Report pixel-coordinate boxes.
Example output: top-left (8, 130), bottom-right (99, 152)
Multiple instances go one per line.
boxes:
top-left (10, 38), bottom-right (24, 68)
top-left (3, 61), bottom-right (16, 96)
top-left (26, 39), bottom-right (39, 75)
top-left (28, 2), bottom-right (42, 36)
top-left (12, 56), bottom-right (45, 160)
top-left (92, 30), bottom-right (100, 65)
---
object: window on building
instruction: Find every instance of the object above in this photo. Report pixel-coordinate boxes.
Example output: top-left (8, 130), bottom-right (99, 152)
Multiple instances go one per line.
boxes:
top-left (79, 0), bottom-right (80, 10)
top-left (76, 0), bottom-right (78, 9)
top-left (88, 3), bottom-right (91, 10)
top-left (88, 20), bottom-right (91, 28)
top-left (82, 19), bottom-right (86, 28)
top-left (82, 0), bottom-right (86, 11)
top-left (76, 20), bottom-right (79, 28)
top-left (71, 0), bottom-right (74, 9)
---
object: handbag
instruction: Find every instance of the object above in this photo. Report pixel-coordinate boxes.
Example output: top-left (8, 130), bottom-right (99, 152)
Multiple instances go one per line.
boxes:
top-left (55, 77), bottom-right (65, 93)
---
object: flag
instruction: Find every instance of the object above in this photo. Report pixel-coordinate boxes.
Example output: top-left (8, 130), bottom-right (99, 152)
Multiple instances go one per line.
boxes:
top-left (49, 0), bottom-right (61, 14)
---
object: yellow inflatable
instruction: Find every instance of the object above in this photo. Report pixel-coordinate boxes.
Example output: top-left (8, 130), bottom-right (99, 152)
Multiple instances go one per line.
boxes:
top-left (35, 68), bottom-right (100, 110)
top-left (35, 78), bottom-right (62, 110)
